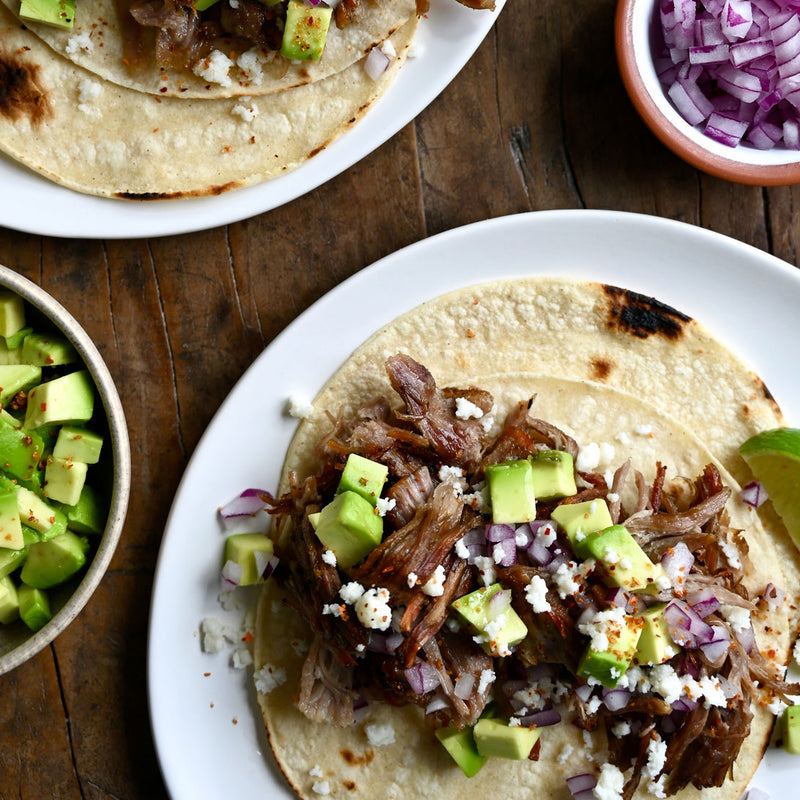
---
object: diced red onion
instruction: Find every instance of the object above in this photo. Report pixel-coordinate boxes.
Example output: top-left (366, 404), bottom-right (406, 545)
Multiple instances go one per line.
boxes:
top-left (454, 673), bottom-right (476, 700)
top-left (462, 527), bottom-right (489, 558)
top-left (661, 541), bottom-right (695, 585)
top-left (527, 537), bottom-right (554, 566)
top-left (514, 524), bottom-right (534, 549)
top-left (515, 704), bottom-right (562, 727)
top-left (672, 694), bottom-right (700, 711)
top-left (567, 773), bottom-right (598, 797)
top-left (405, 661), bottom-right (441, 695)
top-left (762, 582), bottom-right (785, 609)
top-left (486, 523), bottom-right (516, 542)
top-left (218, 488), bottom-right (271, 525)
top-left (602, 687), bottom-right (632, 711)
top-left (664, 599), bottom-right (715, 647)
top-left (366, 631), bottom-right (403, 654)
top-left (735, 622), bottom-right (756, 652)
top-left (698, 624), bottom-right (732, 664)
top-left (220, 558), bottom-right (243, 591)
top-left (690, 42), bottom-right (731, 62)
top-left (486, 588), bottom-right (512, 618)
top-left (686, 587), bottom-right (721, 618)
top-left (705, 111), bottom-right (750, 145)
top-left (425, 694), bottom-right (449, 714)
top-left (255, 551), bottom-right (279, 581)
top-left (575, 683), bottom-right (593, 702)
top-left (365, 46), bottom-right (391, 81)
top-left (740, 480), bottom-right (768, 507)
top-left (492, 537), bottom-right (517, 567)
top-left (722, 0), bottom-right (754, 41)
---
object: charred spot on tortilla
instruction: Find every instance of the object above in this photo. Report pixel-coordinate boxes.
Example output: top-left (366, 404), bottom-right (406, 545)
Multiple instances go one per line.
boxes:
top-left (114, 181), bottom-right (240, 199)
top-left (0, 51), bottom-right (51, 124)
top-left (340, 748), bottom-right (374, 766)
top-left (602, 284), bottom-right (691, 340)
top-left (590, 356), bottom-right (615, 382)
top-left (343, 780), bottom-right (357, 791)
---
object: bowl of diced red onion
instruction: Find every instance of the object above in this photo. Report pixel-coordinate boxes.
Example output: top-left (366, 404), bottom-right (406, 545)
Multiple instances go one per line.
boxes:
top-left (616, 0), bottom-right (800, 184)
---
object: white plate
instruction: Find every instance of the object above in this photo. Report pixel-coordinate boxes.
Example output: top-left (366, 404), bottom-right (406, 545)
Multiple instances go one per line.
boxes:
top-left (148, 210), bottom-right (800, 799)
top-left (0, 0), bottom-right (502, 240)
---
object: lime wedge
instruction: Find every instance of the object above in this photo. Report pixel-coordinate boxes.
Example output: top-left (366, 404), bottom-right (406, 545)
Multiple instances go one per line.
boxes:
top-left (740, 428), bottom-right (800, 548)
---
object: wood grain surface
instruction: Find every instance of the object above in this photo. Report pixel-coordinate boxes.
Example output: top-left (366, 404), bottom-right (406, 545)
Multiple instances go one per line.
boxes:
top-left (0, 1), bottom-right (798, 797)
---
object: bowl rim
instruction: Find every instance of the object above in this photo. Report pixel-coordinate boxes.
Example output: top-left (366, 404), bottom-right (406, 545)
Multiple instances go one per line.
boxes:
top-left (615, 0), bottom-right (800, 186)
top-left (0, 264), bottom-right (131, 675)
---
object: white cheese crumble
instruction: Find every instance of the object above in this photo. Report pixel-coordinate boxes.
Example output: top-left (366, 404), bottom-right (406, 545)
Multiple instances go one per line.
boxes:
top-left (232, 647), bottom-right (253, 669)
top-left (615, 431), bottom-right (632, 445)
top-left (339, 581), bottom-right (365, 604)
top-left (649, 664), bottom-right (683, 705)
top-left (649, 775), bottom-right (667, 799)
top-left (473, 555), bottom-right (496, 586)
top-left (365, 722), bottom-right (395, 746)
top-left (231, 99), bottom-right (259, 122)
top-left (439, 464), bottom-right (464, 482)
top-left (237, 47), bottom-right (266, 84)
top-left (535, 522), bottom-right (557, 547)
top-left (603, 547), bottom-right (620, 565)
top-left (557, 743), bottom-right (574, 763)
top-left (421, 565), bottom-right (446, 597)
top-left (455, 537), bottom-right (471, 559)
top-left (606, 492), bottom-right (620, 503)
top-left (586, 695), bottom-right (602, 714)
top-left (200, 617), bottom-right (241, 653)
top-left (594, 763), bottom-right (625, 800)
top-left (77, 79), bottom-right (101, 114)
top-left (286, 393), bottom-right (313, 418)
top-left (643, 733), bottom-right (667, 781)
top-left (192, 50), bottom-right (234, 88)
top-left (380, 37), bottom-right (397, 59)
top-left (611, 720), bottom-right (631, 738)
top-left (454, 396), bottom-right (484, 419)
top-left (618, 556), bottom-right (633, 571)
top-left (720, 604), bottom-right (751, 633)
top-left (322, 603), bottom-right (343, 617)
top-left (794, 636), bottom-right (800, 667)
top-left (311, 781), bottom-right (330, 795)
top-left (553, 560), bottom-right (593, 599)
top-left (254, 663), bottom-right (287, 693)
top-left (478, 668), bottom-right (496, 694)
top-left (407, 571), bottom-right (419, 588)
top-left (375, 496), bottom-right (396, 517)
top-left (576, 442), bottom-right (600, 472)
top-left (355, 587), bottom-right (392, 631)
top-left (309, 765), bottom-right (323, 778)
top-left (65, 33), bottom-right (93, 54)
top-left (461, 483), bottom-right (489, 512)
top-left (720, 538), bottom-right (742, 570)
top-left (578, 606), bottom-right (627, 653)
top-left (321, 549), bottom-right (337, 567)
top-left (634, 424), bottom-right (653, 436)
top-left (525, 574), bottom-right (552, 613)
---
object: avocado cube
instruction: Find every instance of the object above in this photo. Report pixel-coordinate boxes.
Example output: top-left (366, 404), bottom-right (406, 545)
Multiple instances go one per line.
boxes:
top-left (0, 345), bottom-right (23, 366)
top-left (21, 332), bottom-right (78, 367)
top-left (0, 545), bottom-right (27, 578)
top-left (529, 450), bottom-right (577, 501)
top-left (451, 583), bottom-right (528, 656)
top-left (60, 484), bottom-right (106, 535)
top-left (15, 485), bottom-right (67, 541)
top-left (485, 459), bottom-right (537, 524)
top-left (585, 525), bottom-right (666, 594)
top-left (314, 491), bottom-right (383, 569)
top-left (223, 533), bottom-right (274, 586)
top-left (0, 413), bottom-right (45, 488)
top-left (0, 292), bottom-right (25, 338)
top-left (20, 531), bottom-right (88, 589)
top-left (18, 583), bottom-right (51, 632)
top-left (577, 613), bottom-right (643, 688)
top-left (53, 425), bottom-right (103, 464)
top-left (281, 0), bottom-right (333, 61)
top-left (0, 489), bottom-right (23, 551)
top-left (0, 364), bottom-right (42, 404)
top-left (782, 706), bottom-right (800, 754)
top-left (4, 326), bottom-right (32, 352)
top-left (43, 457), bottom-right (88, 506)
top-left (435, 726), bottom-right (488, 777)
top-left (551, 499), bottom-right (614, 559)
top-left (24, 370), bottom-right (94, 430)
top-left (18, 0), bottom-right (75, 29)
top-left (0, 576), bottom-right (20, 624)
top-left (473, 718), bottom-right (541, 760)
top-left (634, 603), bottom-right (680, 666)
top-left (336, 453), bottom-right (388, 507)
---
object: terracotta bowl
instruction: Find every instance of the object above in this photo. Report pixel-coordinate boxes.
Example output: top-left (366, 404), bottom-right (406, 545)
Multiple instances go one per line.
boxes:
top-left (615, 0), bottom-right (800, 185)
top-left (0, 266), bottom-right (130, 675)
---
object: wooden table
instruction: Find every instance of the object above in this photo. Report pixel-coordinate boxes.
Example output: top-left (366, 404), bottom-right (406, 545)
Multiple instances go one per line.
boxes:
top-left (0, 1), bottom-right (798, 797)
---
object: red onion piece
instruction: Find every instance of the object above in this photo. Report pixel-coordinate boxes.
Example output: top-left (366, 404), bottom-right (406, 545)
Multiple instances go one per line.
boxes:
top-left (740, 480), bottom-right (768, 507)
top-left (454, 673), bottom-right (476, 700)
top-left (673, 694), bottom-right (700, 712)
top-left (220, 558), bottom-right (243, 591)
top-left (664, 599), bottom-right (715, 647)
top-left (491, 537), bottom-right (517, 567)
top-left (602, 687), bottom-right (632, 711)
top-left (735, 623), bottom-right (756, 652)
top-left (486, 523), bottom-right (516, 542)
top-left (405, 661), bottom-right (441, 695)
top-left (486, 588), bottom-right (512, 618)
top-left (567, 773), bottom-right (598, 797)
top-left (219, 488), bottom-right (271, 525)
top-left (515, 704), bottom-right (562, 727)
top-left (661, 541), bottom-right (695, 585)
top-left (575, 683), bottom-right (593, 702)
top-left (686, 587), bottom-right (721, 618)
top-left (365, 46), bottom-right (391, 81)
top-left (425, 694), bottom-right (449, 714)
top-left (698, 624), bottom-right (732, 664)
top-left (762, 582), bottom-right (784, 609)
top-left (366, 631), bottom-right (403, 654)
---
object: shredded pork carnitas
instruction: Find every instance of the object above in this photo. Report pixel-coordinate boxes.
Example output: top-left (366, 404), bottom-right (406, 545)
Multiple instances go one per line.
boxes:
top-left (266, 354), bottom-right (799, 797)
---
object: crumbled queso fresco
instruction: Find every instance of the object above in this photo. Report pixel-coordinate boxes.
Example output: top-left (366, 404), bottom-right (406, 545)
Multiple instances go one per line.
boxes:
top-left (454, 397), bottom-right (484, 420)
top-left (65, 32), bottom-right (93, 54)
top-left (365, 721), bottom-right (396, 746)
top-left (354, 587), bottom-right (392, 631)
top-left (77, 79), bottom-right (101, 114)
top-left (193, 50), bottom-right (234, 88)
top-left (287, 393), bottom-right (314, 419)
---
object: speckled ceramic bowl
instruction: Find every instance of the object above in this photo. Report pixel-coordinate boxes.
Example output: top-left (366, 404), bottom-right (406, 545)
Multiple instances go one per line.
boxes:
top-left (0, 265), bottom-right (130, 675)
top-left (616, 0), bottom-right (800, 185)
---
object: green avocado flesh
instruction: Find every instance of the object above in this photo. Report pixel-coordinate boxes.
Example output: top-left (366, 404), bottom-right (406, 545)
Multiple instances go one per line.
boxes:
top-left (485, 459), bottom-right (537, 524)
top-left (281, 0), bottom-right (333, 61)
top-left (314, 491), bottom-right (383, 569)
top-left (18, 0), bottom-right (75, 29)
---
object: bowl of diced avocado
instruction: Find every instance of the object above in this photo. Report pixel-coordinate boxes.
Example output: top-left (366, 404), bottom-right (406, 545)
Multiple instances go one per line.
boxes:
top-left (0, 265), bottom-right (130, 675)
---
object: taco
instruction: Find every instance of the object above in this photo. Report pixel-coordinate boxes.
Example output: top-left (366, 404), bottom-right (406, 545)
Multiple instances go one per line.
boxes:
top-left (0, 0), bottom-right (418, 98)
top-left (252, 277), bottom-right (800, 800)
top-left (0, 4), bottom-right (416, 197)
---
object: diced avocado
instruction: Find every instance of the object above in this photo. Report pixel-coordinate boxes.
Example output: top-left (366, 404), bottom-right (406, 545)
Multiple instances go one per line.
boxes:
top-left (0, 489), bottom-right (24, 551)
top-left (485, 459), bottom-right (536, 524)
top-left (0, 345), bottom-right (23, 366)
top-left (18, 0), bottom-right (75, 29)
top-left (43, 456), bottom-right (88, 506)
top-left (307, 511), bottom-right (320, 530)
top-left (473, 718), bottom-right (541, 760)
top-left (14, 484), bottom-right (68, 540)
top-left (551, 499), bottom-right (614, 559)
top-left (577, 612), bottom-right (643, 688)
top-left (24, 370), bottom-right (94, 430)
top-left (194, 0), bottom-right (219, 9)
top-left (223, 533), bottom-right (274, 586)
top-left (19, 531), bottom-right (88, 589)
top-left (435, 703), bottom-right (498, 777)
top-left (4, 326), bottom-right (32, 351)
top-left (0, 575), bottom-right (20, 624)
top-left (53, 425), bottom-right (103, 464)
top-left (0, 545), bottom-right (27, 578)
top-left (59, 484), bottom-right (106, 535)
top-left (0, 364), bottom-right (42, 404)
top-left (451, 583), bottom-right (528, 656)
top-left (18, 583), bottom-right (51, 632)
top-left (314, 490), bottom-right (382, 569)
top-left (281, 0), bottom-right (333, 61)
top-left (634, 603), bottom-right (680, 666)
top-left (0, 291), bottom-right (25, 338)
top-left (529, 450), bottom-right (577, 501)
top-left (336, 453), bottom-right (388, 507)
top-left (585, 525), bottom-right (667, 594)
top-left (21, 332), bottom-right (78, 367)
top-left (782, 706), bottom-right (800, 754)
top-left (0, 413), bottom-right (45, 488)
